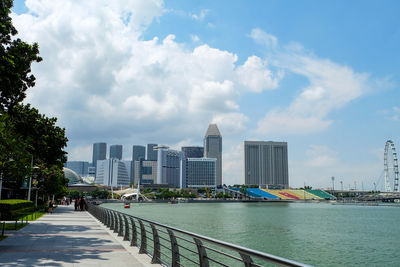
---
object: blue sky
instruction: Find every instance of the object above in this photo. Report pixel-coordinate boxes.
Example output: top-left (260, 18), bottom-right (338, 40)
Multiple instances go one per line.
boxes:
top-left (11, 0), bottom-right (400, 189)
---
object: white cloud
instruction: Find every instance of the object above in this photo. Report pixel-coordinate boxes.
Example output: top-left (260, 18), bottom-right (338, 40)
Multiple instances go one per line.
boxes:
top-left (253, 29), bottom-right (370, 135)
top-left (191, 9), bottom-right (209, 21)
top-left (11, 1), bottom-right (280, 184)
top-left (191, 34), bottom-right (200, 42)
top-left (236, 56), bottom-right (282, 92)
top-left (250, 28), bottom-right (278, 50)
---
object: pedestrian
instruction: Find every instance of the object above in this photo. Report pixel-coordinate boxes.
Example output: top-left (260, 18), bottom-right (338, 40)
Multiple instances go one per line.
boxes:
top-left (74, 197), bottom-right (79, 211)
top-left (48, 200), bottom-right (54, 214)
top-left (79, 196), bottom-right (86, 211)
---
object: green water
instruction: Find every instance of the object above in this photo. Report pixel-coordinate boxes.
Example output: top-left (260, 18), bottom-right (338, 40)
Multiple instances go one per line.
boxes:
top-left (102, 202), bottom-right (400, 266)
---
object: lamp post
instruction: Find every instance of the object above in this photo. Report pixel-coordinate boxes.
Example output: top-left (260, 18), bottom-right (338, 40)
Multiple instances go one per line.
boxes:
top-left (331, 176), bottom-right (335, 191)
top-left (0, 171), bottom-right (3, 203)
top-left (28, 166), bottom-right (39, 201)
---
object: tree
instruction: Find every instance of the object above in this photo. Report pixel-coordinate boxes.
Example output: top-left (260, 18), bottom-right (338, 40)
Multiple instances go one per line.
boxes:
top-left (0, 1), bottom-right (67, 199)
top-left (0, 0), bottom-right (42, 111)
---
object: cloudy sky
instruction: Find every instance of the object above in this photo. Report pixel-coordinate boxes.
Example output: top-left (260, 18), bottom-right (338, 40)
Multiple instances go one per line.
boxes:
top-left (12, 0), bottom-right (400, 189)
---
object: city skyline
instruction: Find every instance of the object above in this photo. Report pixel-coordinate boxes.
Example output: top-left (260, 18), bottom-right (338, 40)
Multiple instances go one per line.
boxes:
top-left (11, 0), bottom-right (400, 189)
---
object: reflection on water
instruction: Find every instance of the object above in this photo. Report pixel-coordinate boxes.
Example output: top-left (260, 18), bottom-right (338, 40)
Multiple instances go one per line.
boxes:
top-left (103, 202), bottom-right (399, 266)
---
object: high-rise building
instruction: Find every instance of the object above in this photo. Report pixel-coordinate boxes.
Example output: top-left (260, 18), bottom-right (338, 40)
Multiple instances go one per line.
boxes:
top-left (204, 124), bottom-right (222, 186)
top-left (121, 160), bottom-right (133, 183)
top-left (184, 158), bottom-right (216, 188)
top-left (92, 142), bottom-right (107, 168)
top-left (181, 146), bottom-right (204, 158)
top-left (64, 161), bottom-right (89, 177)
top-left (243, 141), bottom-right (288, 188)
top-left (132, 145), bottom-right (146, 183)
top-left (147, 143), bottom-right (158, 161)
top-left (157, 146), bottom-right (185, 188)
top-left (110, 145), bottom-right (123, 160)
top-left (134, 159), bottom-right (158, 185)
top-left (132, 145), bottom-right (145, 161)
top-left (95, 159), bottom-right (130, 187)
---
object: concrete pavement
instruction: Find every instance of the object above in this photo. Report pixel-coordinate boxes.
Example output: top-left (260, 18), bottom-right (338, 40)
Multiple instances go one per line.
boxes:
top-left (0, 205), bottom-right (155, 266)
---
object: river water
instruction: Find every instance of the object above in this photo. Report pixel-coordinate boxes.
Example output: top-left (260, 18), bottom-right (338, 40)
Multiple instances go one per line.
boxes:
top-left (102, 202), bottom-right (399, 266)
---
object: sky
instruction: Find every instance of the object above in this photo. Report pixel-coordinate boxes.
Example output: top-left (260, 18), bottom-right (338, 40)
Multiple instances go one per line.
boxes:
top-left (10, 0), bottom-right (400, 190)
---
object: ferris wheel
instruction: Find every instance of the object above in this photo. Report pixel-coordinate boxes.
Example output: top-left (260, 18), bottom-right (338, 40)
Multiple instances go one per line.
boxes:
top-left (384, 140), bottom-right (399, 192)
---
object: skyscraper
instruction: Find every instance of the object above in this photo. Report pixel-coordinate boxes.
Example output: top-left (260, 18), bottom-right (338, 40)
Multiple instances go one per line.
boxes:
top-left (110, 145), bottom-right (123, 160)
top-left (95, 158), bottom-right (130, 187)
top-left (92, 142), bottom-right (106, 169)
top-left (204, 124), bottom-right (222, 186)
top-left (132, 145), bottom-right (146, 183)
top-left (132, 145), bottom-right (145, 161)
top-left (184, 158), bottom-right (216, 188)
top-left (147, 143), bottom-right (158, 161)
top-left (243, 141), bottom-right (288, 188)
top-left (157, 146), bottom-right (185, 188)
top-left (182, 146), bottom-right (204, 158)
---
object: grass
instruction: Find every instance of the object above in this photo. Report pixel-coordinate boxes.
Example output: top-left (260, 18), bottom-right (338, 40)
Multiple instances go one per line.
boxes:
top-left (2, 222), bottom-right (29, 231)
top-left (20, 212), bottom-right (45, 221)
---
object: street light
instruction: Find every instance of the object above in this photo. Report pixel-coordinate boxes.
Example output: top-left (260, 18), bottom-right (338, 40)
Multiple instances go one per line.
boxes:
top-left (331, 176), bottom-right (335, 191)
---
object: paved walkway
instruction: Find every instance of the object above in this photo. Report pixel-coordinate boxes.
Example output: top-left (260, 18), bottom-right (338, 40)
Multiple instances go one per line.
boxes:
top-left (0, 205), bottom-right (155, 266)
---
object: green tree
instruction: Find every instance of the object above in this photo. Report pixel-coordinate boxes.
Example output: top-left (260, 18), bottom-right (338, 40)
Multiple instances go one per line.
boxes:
top-left (0, 0), bottom-right (42, 111)
top-left (0, 1), bottom-right (67, 200)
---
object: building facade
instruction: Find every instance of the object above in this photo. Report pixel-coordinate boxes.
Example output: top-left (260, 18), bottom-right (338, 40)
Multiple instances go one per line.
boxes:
top-left (134, 159), bottom-right (158, 185)
top-left (157, 146), bottom-right (185, 188)
top-left (132, 145), bottom-right (146, 183)
top-left (95, 159), bottom-right (130, 187)
top-left (64, 161), bottom-right (89, 177)
top-left (184, 158), bottom-right (216, 188)
top-left (243, 141), bottom-right (288, 188)
top-left (181, 146), bottom-right (204, 158)
top-left (110, 145), bottom-right (123, 160)
top-left (204, 124), bottom-right (222, 187)
top-left (92, 142), bottom-right (107, 169)
top-left (147, 143), bottom-right (158, 161)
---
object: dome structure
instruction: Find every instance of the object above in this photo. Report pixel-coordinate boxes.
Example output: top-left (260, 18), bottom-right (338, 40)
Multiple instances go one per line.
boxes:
top-left (63, 167), bottom-right (84, 185)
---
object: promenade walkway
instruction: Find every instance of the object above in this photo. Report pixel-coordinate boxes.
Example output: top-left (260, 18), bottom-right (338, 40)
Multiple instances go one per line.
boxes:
top-left (0, 205), bottom-right (155, 266)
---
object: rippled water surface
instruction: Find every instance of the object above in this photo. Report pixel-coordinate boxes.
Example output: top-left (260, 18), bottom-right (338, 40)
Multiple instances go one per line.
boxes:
top-left (102, 202), bottom-right (400, 266)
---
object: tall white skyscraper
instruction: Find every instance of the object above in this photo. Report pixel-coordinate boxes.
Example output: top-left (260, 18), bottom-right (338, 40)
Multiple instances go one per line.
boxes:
top-left (204, 124), bottom-right (222, 186)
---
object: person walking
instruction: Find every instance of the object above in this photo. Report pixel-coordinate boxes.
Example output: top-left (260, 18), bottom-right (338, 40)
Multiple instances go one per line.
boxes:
top-left (48, 200), bottom-right (54, 214)
top-left (79, 196), bottom-right (87, 211)
top-left (74, 197), bottom-right (79, 211)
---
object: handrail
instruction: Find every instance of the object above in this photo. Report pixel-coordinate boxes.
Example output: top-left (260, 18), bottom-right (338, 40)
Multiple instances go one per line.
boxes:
top-left (88, 204), bottom-right (313, 267)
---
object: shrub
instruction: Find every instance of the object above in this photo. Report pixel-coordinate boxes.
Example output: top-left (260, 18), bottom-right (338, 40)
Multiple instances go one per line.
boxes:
top-left (0, 199), bottom-right (33, 220)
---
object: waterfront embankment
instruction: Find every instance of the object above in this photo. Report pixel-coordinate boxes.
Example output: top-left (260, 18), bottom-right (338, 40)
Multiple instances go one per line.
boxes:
top-left (0, 205), bottom-right (156, 266)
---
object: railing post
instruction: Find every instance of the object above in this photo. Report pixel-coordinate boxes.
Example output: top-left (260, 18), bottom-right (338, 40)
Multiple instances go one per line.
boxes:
top-left (106, 210), bottom-right (110, 227)
top-left (109, 211), bottom-right (114, 230)
top-left (118, 213), bottom-right (124, 236)
top-left (113, 212), bottom-right (119, 233)
top-left (150, 223), bottom-right (161, 264)
top-left (239, 252), bottom-right (255, 267)
top-left (168, 229), bottom-right (180, 267)
top-left (194, 238), bottom-right (209, 267)
top-left (130, 217), bottom-right (138, 247)
top-left (123, 215), bottom-right (130, 241)
top-left (138, 219), bottom-right (147, 254)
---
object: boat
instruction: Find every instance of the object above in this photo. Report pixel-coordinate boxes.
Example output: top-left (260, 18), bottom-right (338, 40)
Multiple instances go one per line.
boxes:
top-left (124, 202), bottom-right (130, 208)
top-left (168, 199), bottom-right (178, 204)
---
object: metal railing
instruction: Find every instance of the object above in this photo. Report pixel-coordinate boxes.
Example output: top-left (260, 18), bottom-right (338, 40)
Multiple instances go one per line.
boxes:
top-left (88, 204), bottom-right (312, 267)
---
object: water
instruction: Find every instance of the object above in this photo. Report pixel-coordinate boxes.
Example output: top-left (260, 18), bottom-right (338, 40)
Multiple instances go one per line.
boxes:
top-left (102, 202), bottom-right (400, 266)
